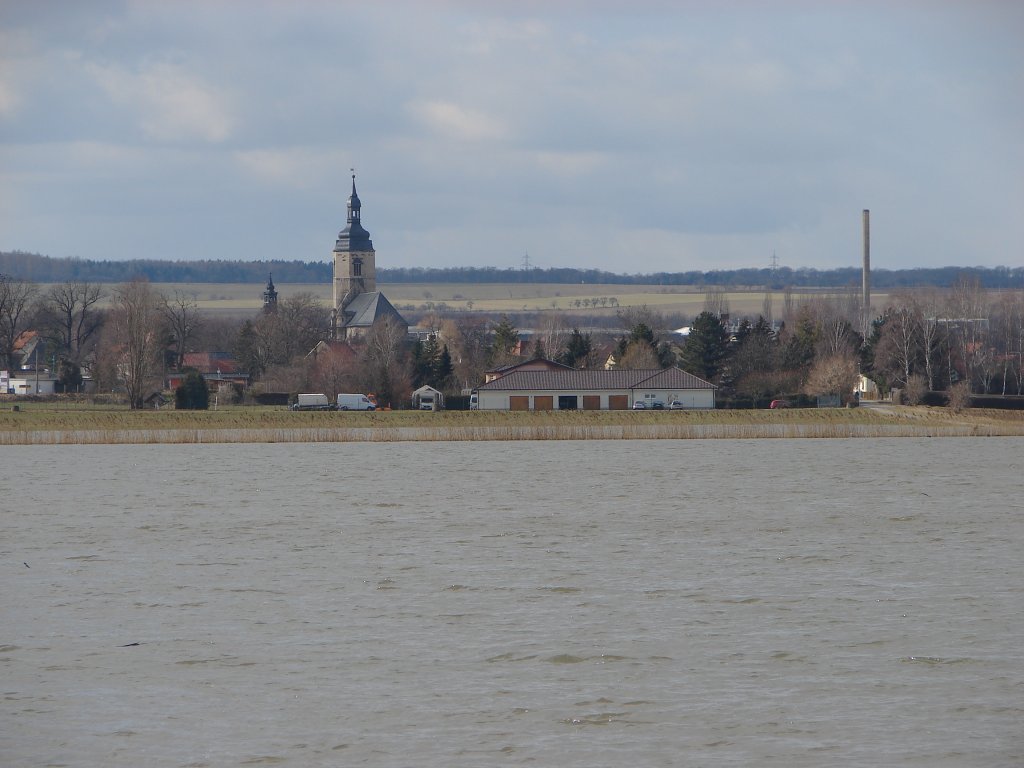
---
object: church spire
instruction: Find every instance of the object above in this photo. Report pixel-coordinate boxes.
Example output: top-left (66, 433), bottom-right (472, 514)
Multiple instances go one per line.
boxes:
top-left (336, 170), bottom-right (372, 252)
top-left (347, 171), bottom-right (361, 224)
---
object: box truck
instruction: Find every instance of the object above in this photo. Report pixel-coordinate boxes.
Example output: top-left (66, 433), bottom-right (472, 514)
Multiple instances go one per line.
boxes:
top-left (336, 393), bottom-right (376, 411)
top-left (291, 393), bottom-right (331, 411)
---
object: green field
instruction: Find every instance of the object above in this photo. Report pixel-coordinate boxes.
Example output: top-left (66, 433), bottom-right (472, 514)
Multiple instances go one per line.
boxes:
top-left (135, 282), bottom-right (885, 318)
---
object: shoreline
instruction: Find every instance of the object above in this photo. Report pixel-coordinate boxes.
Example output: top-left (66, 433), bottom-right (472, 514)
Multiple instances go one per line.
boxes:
top-left (2, 405), bottom-right (1022, 444)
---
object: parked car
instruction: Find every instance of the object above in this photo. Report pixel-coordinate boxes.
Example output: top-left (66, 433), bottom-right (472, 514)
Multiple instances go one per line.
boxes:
top-left (769, 399), bottom-right (790, 409)
top-left (669, 400), bottom-right (686, 410)
top-left (650, 401), bottom-right (665, 410)
top-left (632, 401), bottom-right (647, 410)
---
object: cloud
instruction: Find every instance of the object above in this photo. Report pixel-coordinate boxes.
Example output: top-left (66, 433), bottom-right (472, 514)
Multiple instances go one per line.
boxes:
top-left (529, 150), bottom-right (610, 177)
top-left (233, 147), bottom-right (353, 191)
top-left (0, 0), bottom-right (1021, 270)
top-left (407, 99), bottom-right (510, 142)
top-left (87, 59), bottom-right (232, 143)
top-left (0, 77), bottom-right (18, 117)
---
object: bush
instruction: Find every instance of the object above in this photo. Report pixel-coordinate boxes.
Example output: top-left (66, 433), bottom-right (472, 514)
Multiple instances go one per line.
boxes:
top-left (947, 381), bottom-right (972, 413)
top-left (903, 374), bottom-right (928, 406)
top-left (969, 395), bottom-right (1024, 410)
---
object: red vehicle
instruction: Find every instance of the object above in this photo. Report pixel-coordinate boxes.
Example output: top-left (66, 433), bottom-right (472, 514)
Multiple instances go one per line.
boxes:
top-left (770, 399), bottom-right (790, 409)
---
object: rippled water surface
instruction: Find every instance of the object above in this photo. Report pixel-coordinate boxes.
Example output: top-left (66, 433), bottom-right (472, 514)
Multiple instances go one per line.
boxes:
top-left (3, 438), bottom-right (1023, 767)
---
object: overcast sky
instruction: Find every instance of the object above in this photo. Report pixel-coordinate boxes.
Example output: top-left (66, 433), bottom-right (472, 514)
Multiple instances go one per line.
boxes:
top-left (2, 1), bottom-right (1021, 275)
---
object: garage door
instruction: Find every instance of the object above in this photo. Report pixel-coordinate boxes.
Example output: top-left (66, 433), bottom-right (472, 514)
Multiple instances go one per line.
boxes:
top-left (510, 396), bottom-right (530, 411)
top-left (534, 396), bottom-right (553, 411)
top-left (582, 395), bottom-right (601, 410)
top-left (608, 395), bottom-right (629, 410)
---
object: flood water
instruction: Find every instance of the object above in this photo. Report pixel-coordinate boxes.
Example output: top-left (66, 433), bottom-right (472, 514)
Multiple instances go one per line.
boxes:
top-left (3, 438), bottom-right (1023, 767)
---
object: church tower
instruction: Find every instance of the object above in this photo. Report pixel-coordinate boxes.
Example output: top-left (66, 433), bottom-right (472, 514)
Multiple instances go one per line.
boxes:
top-left (262, 273), bottom-right (278, 313)
top-left (329, 174), bottom-right (407, 341)
top-left (333, 173), bottom-right (376, 313)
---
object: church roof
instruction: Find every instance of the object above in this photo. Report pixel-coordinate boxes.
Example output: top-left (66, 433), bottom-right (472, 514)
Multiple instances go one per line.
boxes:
top-left (341, 291), bottom-right (407, 329)
top-left (476, 367), bottom-right (716, 392)
top-left (334, 175), bottom-right (373, 253)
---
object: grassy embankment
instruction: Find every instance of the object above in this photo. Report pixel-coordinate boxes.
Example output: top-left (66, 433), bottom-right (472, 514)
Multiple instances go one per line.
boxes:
top-left (2, 400), bottom-right (1022, 445)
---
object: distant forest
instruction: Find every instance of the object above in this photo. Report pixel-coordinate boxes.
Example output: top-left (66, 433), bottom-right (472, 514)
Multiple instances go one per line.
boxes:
top-left (2, 250), bottom-right (1022, 289)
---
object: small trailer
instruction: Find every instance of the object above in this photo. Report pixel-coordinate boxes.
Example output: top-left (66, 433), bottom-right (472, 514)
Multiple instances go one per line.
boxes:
top-left (291, 393), bottom-right (331, 411)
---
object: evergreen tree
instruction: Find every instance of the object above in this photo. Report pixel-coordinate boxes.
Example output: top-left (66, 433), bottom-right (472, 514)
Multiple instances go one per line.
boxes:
top-left (175, 370), bottom-right (209, 410)
top-left (616, 322), bottom-right (675, 369)
top-left (433, 344), bottom-right (455, 391)
top-left (559, 328), bottom-right (594, 368)
top-left (678, 311), bottom-right (730, 381)
top-left (56, 359), bottom-right (83, 393)
top-left (234, 320), bottom-right (264, 379)
top-left (781, 311), bottom-right (818, 371)
top-left (411, 338), bottom-right (434, 388)
top-left (489, 315), bottom-right (520, 366)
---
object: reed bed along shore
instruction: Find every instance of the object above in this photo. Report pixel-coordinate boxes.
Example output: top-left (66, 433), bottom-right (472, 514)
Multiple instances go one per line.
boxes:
top-left (1, 404), bottom-right (1022, 445)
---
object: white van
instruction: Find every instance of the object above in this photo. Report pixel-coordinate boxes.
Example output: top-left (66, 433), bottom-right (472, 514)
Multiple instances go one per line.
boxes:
top-left (469, 392), bottom-right (479, 410)
top-left (336, 393), bottom-right (376, 411)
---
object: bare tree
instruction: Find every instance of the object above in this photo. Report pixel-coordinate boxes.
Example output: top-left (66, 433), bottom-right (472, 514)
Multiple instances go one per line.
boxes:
top-left (195, 315), bottom-right (245, 355)
top-left (269, 292), bottom-right (328, 364)
top-left (804, 353), bottom-right (859, 402)
top-left (703, 287), bottom-right (730, 317)
top-left (109, 279), bottom-right (162, 409)
top-left (617, 342), bottom-right (661, 369)
top-left (42, 281), bottom-right (104, 364)
top-left (945, 276), bottom-right (990, 391)
top-left (359, 317), bottom-right (411, 408)
top-left (782, 286), bottom-right (795, 324)
top-left (873, 302), bottom-right (922, 388)
top-left (913, 288), bottom-right (946, 390)
top-left (810, 297), bottom-right (861, 359)
top-left (441, 317), bottom-right (490, 390)
top-left (159, 289), bottom-right (202, 370)
top-left (258, 362), bottom-right (307, 395)
top-left (535, 313), bottom-right (569, 361)
top-left (993, 291), bottom-right (1024, 395)
top-left (0, 275), bottom-right (39, 370)
top-left (311, 351), bottom-right (358, 400)
top-left (616, 305), bottom-right (666, 333)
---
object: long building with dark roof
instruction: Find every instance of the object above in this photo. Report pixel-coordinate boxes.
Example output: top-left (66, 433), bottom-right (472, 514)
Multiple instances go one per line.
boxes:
top-left (475, 367), bottom-right (716, 410)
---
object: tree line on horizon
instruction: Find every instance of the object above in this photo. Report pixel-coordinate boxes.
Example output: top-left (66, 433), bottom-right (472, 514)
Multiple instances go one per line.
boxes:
top-left (2, 250), bottom-right (1022, 290)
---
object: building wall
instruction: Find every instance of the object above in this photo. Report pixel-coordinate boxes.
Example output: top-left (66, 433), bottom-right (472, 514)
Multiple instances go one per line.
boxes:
top-left (333, 249), bottom-right (376, 311)
top-left (476, 388), bottom-right (714, 410)
top-left (634, 389), bottom-right (715, 409)
top-left (8, 378), bottom-right (56, 395)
